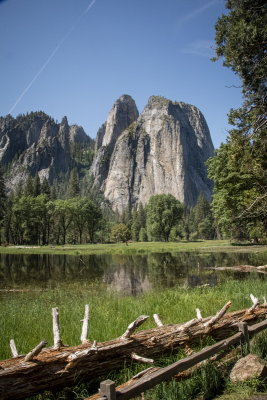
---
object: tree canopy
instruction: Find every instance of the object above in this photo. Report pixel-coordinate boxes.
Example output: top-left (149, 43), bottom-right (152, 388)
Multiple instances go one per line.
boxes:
top-left (146, 194), bottom-right (184, 241)
top-left (208, 0), bottom-right (267, 242)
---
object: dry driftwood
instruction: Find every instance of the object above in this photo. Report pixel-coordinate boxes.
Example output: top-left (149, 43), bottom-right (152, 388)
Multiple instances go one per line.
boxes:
top-left (0, 304), bottom-right (267, 400)
top-left (213, 265), bottom-right (267, 274)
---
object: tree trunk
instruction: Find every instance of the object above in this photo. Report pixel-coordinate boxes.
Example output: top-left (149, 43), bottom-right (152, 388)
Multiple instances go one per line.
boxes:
top-left (0, 305), bottom-right (266, 400)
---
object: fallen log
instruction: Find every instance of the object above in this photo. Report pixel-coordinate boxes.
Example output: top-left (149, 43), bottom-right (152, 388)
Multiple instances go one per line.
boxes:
top-left (0, 304), bottom-right (267, 400)
top-left (212, 265), bottom-right (267, 274)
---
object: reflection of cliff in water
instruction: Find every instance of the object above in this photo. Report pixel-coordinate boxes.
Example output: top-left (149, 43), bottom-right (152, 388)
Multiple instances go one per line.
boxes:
top-left (0, 251), bottom-right (266, 293)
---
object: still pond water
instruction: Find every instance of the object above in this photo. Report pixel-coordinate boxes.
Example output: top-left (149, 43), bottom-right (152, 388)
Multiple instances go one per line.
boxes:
top-left (1, 251), bottom-right (267, 295)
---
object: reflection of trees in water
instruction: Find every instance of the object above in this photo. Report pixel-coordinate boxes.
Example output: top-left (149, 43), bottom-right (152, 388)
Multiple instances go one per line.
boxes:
top-left (0, 251), bottom-right (266, 291)
top-left (0, 254), bottom-right (107, 288)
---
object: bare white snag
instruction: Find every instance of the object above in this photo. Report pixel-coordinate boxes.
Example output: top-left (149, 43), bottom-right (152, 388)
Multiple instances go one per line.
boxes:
top-left (131, 353), bottom-right (154, 364)
top-left (153, 314), bottom-right (163, 327)
top-left (64, 341), bottom-right (98, 371)
top-left (175, 316), bottom-right (202, 333)
top-left (248, 293), bottom-right (259, 313)
top-left (52, 307), bottom-right (63, 349)
top-left (196, 308), bottom-right (202, 321)
top-left (80, 304), bottom-right (90, 343)
top-left (24, 341), bottom-right (47, 362)
top-left (204, 301), bottom-right (232, 328)
top-left (10, 339), bottom-right (18, 358)
top-left (121, 315), bottom-right (149, 339)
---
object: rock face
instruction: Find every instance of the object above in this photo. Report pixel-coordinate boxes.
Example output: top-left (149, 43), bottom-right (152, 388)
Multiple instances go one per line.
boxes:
top-left (0, 112), bottom-right (92, 188)
top-left (0, 95), bottom-right (214, 209)
top-left (91, 94), bottom-right (139, 187)
top-left (230, 354), bottom-right (267, 383)
top-left (91, 95), bottom-right (214, 213)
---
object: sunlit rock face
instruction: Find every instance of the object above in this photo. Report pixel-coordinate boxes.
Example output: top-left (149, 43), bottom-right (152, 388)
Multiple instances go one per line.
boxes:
top-left (91, 94), bottom-right (139, 187)
top-left (0, 113), bottom-right (92, 188)
top-left (92, 95), bottom-right (214, 213)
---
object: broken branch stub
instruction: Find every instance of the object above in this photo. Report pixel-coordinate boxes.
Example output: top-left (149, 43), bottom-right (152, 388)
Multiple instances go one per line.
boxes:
top-left (131, 353), bottom-right (154, 364)
top-left (10, 340), bottom-right (18, 358)
top-left (196, 308), bottom-right (202, 321)
top-left (248, 294), bottom-right (259, 313)
top-left (153, 314), bottom-right (163, 327)
top-left (204, 301), bottom-right (231, 328)
top-left (80, 304), bottom-right (90, 344)
top-left (24, 341), bottom-right (47, 362)
top-left (52, 307), bottom-right (63, 349)
top-left (120, 315), bottom-right (149, 339)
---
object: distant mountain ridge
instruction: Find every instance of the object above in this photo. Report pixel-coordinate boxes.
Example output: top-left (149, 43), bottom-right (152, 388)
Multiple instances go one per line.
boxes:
top-left (0, 111), bottom-right (93, 188)
top-left (0, 95), bottom-right (214, 210)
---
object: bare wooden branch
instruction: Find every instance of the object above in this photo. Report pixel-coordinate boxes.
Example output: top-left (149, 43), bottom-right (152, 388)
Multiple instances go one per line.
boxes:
top-left (250, 293), bottom-right (258, 304)
top-left (153, 314), bottom-right (163, 327)
top-left (80, 304), bottom-right (90, 344)
top-left (120, 315), bottom-right (149, 339)
top-left (52, 307), bottom-right (63, 349)
top-left (196, 308), bottom-right (202, 321)
top-left (176, 318), bottom-right (199, 332)
top-left (91, 340), bottom-right (98, 351)
top-left (9, 340), bottom-right (18, 358)
top-left (131, 353), bottom-right (154, 364)
top-left (204, 301), bottom-right (231, 328)
top-left (24, 341), bottom-right (47, 362)
top-left (247, 293), bottom-right (259, 313)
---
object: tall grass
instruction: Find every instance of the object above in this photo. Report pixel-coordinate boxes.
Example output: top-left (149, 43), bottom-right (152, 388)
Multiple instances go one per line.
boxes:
top-left (1, 277), bottom-right (267, 360)
top-left (2, 277), bottom-right (267, 399)
top-left (1, 240), bottom-right (267, 256)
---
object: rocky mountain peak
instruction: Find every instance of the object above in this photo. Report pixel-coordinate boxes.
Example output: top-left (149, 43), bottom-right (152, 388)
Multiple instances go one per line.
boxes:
top-left (101, 94), bottom-right (139, 149)
top-left (91, 94), bottom-right (139, 186)
top-left (60, 116), bottom-right (69, 126)
top-left (92, 95), bottom-right (214, 213)
top-left (0, 112), bottom-right (93, 189)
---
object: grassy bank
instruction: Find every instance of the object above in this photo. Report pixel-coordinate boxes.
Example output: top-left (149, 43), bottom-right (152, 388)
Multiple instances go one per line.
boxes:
top-left (1, 278), bottom-right (267, 360)
top-left (1, 278), bottom-right (267, 399)
top-left (1, 240), bottom-right (267, 256)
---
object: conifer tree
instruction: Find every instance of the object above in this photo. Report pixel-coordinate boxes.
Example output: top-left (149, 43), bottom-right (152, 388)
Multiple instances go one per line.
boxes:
top-left (24, 176), bottom-right (34, 196)
top-left (33, 174), bottom-right (41, 197)
top-left (41, 178), bottom-right (51, 197)
top-left (0, 168), bottom-right (6, 223)
top-left (67, 169), bottom-right (80, 198)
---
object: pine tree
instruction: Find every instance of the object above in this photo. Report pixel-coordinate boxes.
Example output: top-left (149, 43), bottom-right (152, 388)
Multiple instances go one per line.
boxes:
top-left (41, 178), bottom-right (51, 197)
top-left (24, 176), bottom-right (34, 196)
top-left (0, 168), bottom-right (6, 222)
top-left (67, 169), bottom-right (80, 198)
top-left (33, 174), bottom-right (41, 197)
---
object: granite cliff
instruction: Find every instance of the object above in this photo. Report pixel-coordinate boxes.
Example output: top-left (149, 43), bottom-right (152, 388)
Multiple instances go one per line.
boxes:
top-left (0, 95), bottom-right (214, 211)
top-left (91, 95), bottom-right (214, 212)
top-left (0, 112), bottom-right (92, 188)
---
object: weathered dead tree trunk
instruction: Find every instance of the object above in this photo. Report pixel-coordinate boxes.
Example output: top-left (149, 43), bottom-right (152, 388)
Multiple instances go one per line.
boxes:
top-left (0, 305), bottom-right (267, 400)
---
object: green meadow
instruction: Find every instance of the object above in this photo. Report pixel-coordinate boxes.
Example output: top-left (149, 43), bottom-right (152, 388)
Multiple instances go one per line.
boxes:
top-left (0, 240), bottom-right (267, 256)
top-left (1, 242), bottom-right (267, 399)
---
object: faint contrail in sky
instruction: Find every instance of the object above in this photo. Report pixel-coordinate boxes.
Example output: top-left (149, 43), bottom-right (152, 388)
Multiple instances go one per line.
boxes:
top-left (9, 0), bottom-right (97, 114)
top-left (177, 0), bottom-right (221, 26)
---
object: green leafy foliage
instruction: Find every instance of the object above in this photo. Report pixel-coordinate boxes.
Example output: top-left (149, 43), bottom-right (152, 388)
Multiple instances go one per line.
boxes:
top-left (110, 223), bottom-right (131, 243)
top-left (146, 194), bottom-right (184, 241)
top-left (208, 0), bottom-right (267, 242)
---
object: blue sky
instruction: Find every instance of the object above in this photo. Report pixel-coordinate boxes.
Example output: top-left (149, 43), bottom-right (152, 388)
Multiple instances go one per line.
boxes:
top-left (0, 0), bottom-right (243, 148)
